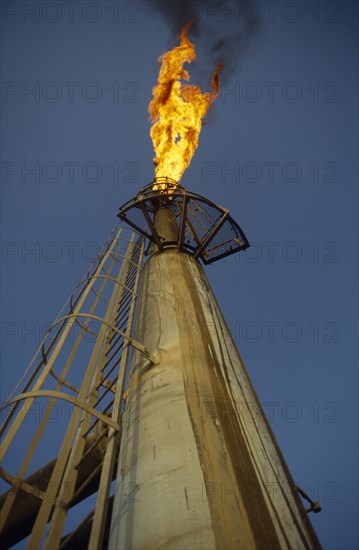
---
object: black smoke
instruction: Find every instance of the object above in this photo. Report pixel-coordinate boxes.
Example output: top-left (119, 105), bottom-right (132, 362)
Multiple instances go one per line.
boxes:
top-left (143, 0), bottom-right (261, 78)
top-left (143, 0), bottom-right (202, 34)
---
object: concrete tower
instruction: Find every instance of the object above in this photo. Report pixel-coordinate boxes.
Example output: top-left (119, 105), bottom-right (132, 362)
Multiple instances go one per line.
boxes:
top-left (109, 179), bottom-right (320, 549)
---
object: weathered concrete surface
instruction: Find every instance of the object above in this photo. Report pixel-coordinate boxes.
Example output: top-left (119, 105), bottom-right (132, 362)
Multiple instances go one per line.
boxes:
top-left (109, 249), bottom-right (320, 550)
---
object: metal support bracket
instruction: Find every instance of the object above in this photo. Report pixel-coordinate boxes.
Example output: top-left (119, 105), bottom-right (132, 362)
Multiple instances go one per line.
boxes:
top-left (130, 339), bottom-right (160, 365)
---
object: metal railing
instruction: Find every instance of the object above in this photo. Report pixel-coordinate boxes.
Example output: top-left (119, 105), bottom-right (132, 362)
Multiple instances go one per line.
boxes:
top-left (0, 227), bottom-right (145, 549)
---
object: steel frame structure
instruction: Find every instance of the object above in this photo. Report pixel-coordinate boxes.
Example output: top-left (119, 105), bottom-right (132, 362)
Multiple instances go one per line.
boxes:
top-left (1, 227), bottom-right (147, 549)
top-left (118, 177), bottom-right (249, 263)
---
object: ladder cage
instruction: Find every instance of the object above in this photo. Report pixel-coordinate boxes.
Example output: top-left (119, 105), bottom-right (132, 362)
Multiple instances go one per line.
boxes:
top-left (0, 227), bottom-right (145, 549)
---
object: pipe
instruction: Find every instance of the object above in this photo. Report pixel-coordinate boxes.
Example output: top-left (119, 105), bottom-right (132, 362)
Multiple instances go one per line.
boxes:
top-left (0, 435), bottom-right (113, 549)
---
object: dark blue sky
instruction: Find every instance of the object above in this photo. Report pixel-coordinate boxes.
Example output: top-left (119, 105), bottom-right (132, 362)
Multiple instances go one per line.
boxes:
top-left (1, 1), bottom-right (358, 548)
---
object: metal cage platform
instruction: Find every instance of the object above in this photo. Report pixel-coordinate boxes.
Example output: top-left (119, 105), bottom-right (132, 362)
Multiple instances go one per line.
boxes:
top-left (118, 178), bottom-right (249, 264)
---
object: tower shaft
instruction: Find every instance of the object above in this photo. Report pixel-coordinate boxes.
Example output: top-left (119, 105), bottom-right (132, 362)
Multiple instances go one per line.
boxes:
top-left (109, 247), bottom-right (319, 549)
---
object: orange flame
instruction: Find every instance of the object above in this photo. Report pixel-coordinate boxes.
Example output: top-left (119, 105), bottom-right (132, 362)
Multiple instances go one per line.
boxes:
top-left (149, 21), bottom-right (222, 188)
